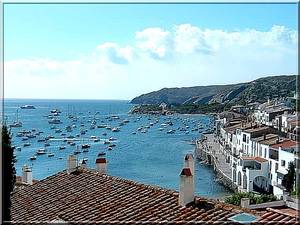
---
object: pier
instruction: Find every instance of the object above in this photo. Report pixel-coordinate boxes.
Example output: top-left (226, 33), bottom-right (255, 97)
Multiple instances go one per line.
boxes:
top-left (195, 133), bottom-right (237, 191)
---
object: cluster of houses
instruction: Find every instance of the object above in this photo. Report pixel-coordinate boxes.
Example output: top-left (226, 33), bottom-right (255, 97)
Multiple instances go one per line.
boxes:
top-left (215, 97), bottom-right (299, 200)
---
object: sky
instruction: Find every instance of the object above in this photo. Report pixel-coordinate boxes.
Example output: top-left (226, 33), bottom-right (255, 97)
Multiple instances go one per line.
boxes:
top-left (4, 3), bottom-right (298, 100)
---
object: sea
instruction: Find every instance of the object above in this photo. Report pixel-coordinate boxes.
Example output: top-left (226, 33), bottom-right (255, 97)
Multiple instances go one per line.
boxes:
top-left (4, 99), bottom-right (232, 198)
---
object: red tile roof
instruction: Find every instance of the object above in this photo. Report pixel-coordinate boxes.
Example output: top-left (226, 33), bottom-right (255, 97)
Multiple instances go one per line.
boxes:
top-left (271, 140), bottom-right (298, 149)
top-left (10, 168), bottom-right (258, 223)
top-left (258, 207), bottom-right (299, 223)
top-left (180, 168), bottom-right (192, 176)
top-left (241, 157), bottom-right (268, 163)
top-left (95, 158), bottom-right (106, 163)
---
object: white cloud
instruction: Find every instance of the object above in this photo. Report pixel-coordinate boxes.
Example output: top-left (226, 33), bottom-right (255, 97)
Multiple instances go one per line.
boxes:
top-left (173, 24), bottom-right (297, 54)
top-left (135, 28), bottom-right (172, 59)
top-left (5, 24), bottom-right (297, 100)
top-left (96, 42), bottom-right (134, 64)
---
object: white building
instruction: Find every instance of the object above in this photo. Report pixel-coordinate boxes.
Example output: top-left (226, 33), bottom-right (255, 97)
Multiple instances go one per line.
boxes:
top-left (235, 125), bottom-right (271, 157)
top-left (269, 140), bottom-right (299, 199)
top-left (233, 156), bottom-right (269, 193)
top-left (254, 102), bottom-right (291, 127)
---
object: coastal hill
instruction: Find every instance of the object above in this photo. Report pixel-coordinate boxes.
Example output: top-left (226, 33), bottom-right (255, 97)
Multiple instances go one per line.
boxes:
top-left (131, 75), bottom-right (297, 105)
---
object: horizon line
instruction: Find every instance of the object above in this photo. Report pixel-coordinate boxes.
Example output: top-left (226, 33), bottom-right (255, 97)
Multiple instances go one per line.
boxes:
top-left (3, 97), bottom-right (132, 101)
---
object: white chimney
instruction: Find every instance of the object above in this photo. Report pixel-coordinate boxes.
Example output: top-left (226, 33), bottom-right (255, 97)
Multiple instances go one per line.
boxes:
top-left (179, 168), bottom-right (194, 207)
top-left (184, 153), bottom-right (195, 176)
top-left (95, 158), bottom-right (107, 174)
top-left (67, 155), bottom-right (78, 174)
top-left (22, 165), bottom-right (33, 185)
top-left (240, 198), bottom-right (250, 208)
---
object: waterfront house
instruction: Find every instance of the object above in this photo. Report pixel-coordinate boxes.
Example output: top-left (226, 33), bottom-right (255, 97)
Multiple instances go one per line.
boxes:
top-left (233, 156), bottom-right (269, 193)
top-left (269, 139), bottom-right (299, 199)
top-left (235, 125), bottom-right (271, 157)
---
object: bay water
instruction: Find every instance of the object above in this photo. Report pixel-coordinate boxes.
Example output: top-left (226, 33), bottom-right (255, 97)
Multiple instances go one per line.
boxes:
top-left (4, 99), bottom-right (231, 198)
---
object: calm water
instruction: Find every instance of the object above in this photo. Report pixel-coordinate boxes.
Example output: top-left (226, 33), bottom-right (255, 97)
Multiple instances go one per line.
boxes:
top-left (4, 99), bottom-right (231, 198)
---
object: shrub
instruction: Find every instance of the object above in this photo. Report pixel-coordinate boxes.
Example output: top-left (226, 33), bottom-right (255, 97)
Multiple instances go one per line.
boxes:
top-left (225, 192), bottom-right (277, 206)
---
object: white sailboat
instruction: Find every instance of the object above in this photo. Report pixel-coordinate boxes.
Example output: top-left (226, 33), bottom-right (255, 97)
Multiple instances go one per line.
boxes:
top-left (9, 110), bottom-right (22, 128)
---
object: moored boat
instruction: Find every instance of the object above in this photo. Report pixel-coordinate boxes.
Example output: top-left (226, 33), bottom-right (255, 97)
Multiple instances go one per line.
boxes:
top-left (98, 152), bottom-right (106, 157)
top-left (81, 144), bottom-right (90, 149)
top-left (48, 153), bottom-right (54, 157)
top-left (30, 155), bottom-right (37, 160)
top-left (36, 148), bottom-right (46, 155)
top-left (20, 105), bottom-right (36, 109)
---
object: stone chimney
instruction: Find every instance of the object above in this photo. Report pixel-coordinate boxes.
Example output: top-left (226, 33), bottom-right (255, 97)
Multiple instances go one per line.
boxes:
top-left (95, 158), bottom-right (107, 174)
top-left (22, 165), bottom-right (33, 185)
top-left (179, 168), bottom-right (194, 207)
top-left (184, 153), bottom-right (195, 176)
top-left (67, 155), bottom-right (78, 174)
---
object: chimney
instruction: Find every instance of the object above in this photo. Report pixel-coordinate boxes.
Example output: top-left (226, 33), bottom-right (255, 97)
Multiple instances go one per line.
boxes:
top-left (67, 155), bottom-right (78, 174)
top-left (184, 153), bottom-right (195, 176)
top-left (276, 136), bottom-right (280, 144)
top-left (95, 158), bottom-right (107, 174)
top-left (240, 198), bottom-right (250, 208)
top-left (80, 159), bottom-right (87, 168)
top-left (22, 165), bottom-right (33, 185)
top-left (179, 168), bottom-right (194, 207)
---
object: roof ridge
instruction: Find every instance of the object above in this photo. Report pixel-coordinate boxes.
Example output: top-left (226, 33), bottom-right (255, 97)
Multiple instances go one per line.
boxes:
top-left (266, 207), bottom-right (299, 218)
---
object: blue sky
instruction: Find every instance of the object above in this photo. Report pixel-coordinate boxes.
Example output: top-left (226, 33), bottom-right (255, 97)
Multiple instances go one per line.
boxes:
top-left (4, 3), bottom-right (298, 99)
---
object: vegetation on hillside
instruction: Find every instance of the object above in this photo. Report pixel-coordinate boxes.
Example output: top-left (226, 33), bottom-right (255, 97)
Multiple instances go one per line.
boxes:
top-left (130, 102), bottom-right (235, 114)
top-left (131, 75), bottom-right (297, 105)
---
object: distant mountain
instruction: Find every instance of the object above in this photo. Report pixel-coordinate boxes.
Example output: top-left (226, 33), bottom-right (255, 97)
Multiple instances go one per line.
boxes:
top-left (130, 75), bottom-right (297, 105)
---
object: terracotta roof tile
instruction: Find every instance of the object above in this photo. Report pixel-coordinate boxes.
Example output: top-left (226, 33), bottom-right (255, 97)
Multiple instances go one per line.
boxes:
top-left (180, 168), bottom-right (192, 176)
top-left (256, 207), bottom-right (300, 224)
top-left (271, 140), bottom-right (298, 149)
top-left (95, 158), bottom-right (107, 163)
top-left (241, 157), bottom-right (268, 163)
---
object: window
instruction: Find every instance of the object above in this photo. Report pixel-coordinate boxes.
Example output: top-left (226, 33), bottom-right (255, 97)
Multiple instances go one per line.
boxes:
top-left (275, 163), bottom-right (278, 171)
top-left (247, 137), bottom-right (249, 144)
top-left (259, 146), bottom-right (262, 156)
top-left (243, 134), bottom-right (246, 142)
top-left (281, 160), bottom-right (286, 167)
top-left (264, 148), bottom-right (267, 158)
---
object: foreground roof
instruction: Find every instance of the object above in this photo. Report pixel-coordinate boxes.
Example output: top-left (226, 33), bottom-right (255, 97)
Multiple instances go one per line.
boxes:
top-left (12, 168), bottom-right (256, 224)
top-left (258, 207), bottom-right (299, 223)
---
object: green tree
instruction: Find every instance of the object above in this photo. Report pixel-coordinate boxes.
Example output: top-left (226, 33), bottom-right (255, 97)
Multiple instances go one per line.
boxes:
top-left (2, 125), bottom-right (16, 223)
top-left (282, 162), bottom-right (295, 193)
